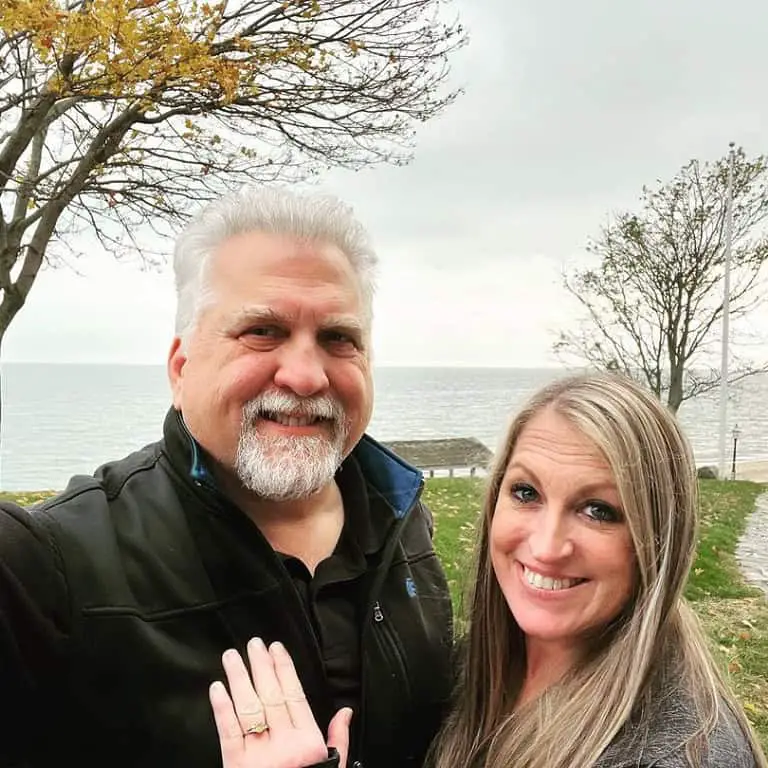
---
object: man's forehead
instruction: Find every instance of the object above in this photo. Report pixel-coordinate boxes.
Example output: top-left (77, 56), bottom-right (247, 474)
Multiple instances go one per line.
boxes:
top-left (212, 232), bottom-right (352, 275)
top-left (209, 240), bottom-right (366, 296)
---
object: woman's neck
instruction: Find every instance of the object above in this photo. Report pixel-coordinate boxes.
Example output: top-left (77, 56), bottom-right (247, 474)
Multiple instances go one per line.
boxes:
top-left (516, 637), bottom-right (581, 708)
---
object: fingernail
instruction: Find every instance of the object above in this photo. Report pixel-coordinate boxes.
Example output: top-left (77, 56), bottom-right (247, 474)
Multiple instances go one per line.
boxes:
top-left (270, 641), bottom-right (285, 654)
top-left (248, 637), bottom-right (265, 650)
top-left (223, 648), bottom-right (238, 662)
top-left (344, 708), bottom-right (354, 726)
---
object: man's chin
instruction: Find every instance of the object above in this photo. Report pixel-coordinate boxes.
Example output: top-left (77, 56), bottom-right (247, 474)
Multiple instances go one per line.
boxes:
top-left (254, 430), bottom-right (332, 449)
top-left (234, 442), bottom-right (344, 502)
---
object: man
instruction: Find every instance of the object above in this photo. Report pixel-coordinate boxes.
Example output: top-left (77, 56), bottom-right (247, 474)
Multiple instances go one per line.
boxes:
top-left (0, 187), bottom-right (454, 768)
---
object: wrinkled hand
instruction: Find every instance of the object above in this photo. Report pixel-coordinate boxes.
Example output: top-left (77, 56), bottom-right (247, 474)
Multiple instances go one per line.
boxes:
top-left (209, 637), bottom-right (352, 768)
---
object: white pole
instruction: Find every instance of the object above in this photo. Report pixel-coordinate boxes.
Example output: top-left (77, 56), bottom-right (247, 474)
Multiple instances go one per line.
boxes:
top-left (717, 143), bottom-right (736, 479)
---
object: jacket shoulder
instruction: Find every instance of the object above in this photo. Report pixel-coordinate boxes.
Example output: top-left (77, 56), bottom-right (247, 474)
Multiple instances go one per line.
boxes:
top-left (39, 438), bottom-right (164, 508)
top-left (8, 439), bottom-right (199, 612)
top-left (598, 691), bottom-right (758, 768)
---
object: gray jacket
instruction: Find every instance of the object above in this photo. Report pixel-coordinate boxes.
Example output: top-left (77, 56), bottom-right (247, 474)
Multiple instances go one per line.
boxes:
top-left (595, 687), bottom-right (758, 767)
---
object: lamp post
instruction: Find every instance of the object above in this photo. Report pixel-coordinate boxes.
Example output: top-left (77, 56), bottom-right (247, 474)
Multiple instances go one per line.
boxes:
top-left (731, 423), bottom-right (741, 481)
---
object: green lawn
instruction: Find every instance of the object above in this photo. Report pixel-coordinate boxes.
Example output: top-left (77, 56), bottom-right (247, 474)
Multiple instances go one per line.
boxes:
top-left (424, 476), bottom-right (768, 751)
top-left (688, 481), bottom-right (766, 601)
top-left (0, 491), bottom-right (57, 506)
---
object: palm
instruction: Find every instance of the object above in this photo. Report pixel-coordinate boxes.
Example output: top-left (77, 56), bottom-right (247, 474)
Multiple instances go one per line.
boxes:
top-left (209, 637), bottom-right (350, 768)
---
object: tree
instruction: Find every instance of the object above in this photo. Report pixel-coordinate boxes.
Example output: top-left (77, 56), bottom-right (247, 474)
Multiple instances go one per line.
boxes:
top-left (0, 0), bottom-right (464, 347)
top-left (555, 146), bottom-right (768, 413)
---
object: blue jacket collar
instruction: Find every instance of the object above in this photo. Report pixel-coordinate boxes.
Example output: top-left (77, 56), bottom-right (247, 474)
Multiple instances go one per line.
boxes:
top-left (351, 434), bottom-right (424, 519)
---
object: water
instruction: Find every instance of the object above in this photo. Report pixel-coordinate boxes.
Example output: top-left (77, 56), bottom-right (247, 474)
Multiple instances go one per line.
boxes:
top-left (2, 363), bottom-right (767, 491)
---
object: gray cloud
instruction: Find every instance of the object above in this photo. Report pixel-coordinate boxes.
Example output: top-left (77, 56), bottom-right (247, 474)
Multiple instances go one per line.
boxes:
top-left (6, 0), bottom-right (768, 366)
top-left (321, 0), bottom-right (768, 260)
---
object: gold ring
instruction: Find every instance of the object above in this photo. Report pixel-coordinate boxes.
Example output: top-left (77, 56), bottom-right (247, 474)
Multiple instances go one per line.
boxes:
top-left (244, 722), bottom-right (269, 735)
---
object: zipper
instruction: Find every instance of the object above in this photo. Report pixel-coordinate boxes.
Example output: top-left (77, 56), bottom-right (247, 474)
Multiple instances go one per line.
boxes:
top-left (355, 486), bottom-right (424, 759)
top-left (370, 599), bottom-right (412, 702)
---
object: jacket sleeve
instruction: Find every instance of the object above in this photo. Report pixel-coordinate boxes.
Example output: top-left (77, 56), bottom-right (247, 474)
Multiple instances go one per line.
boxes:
top-left (0, 502), bottom-right (71, 766)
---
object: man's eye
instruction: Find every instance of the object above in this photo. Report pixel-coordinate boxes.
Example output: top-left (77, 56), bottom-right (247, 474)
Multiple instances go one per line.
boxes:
top-left (510, 483), bottom-right (538, 504)
top-left (245, 326), bottom-right (281, 338)
top-left (582, 501), bottom-right (622, 523)
top-left (321, 330), bottom-right (358, 347)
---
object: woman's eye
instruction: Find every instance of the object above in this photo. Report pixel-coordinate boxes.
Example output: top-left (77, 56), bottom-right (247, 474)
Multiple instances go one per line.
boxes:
top-left (582, 501), bottom-right (622, 523)
top-left (511, 483), bottom-right (538, 504)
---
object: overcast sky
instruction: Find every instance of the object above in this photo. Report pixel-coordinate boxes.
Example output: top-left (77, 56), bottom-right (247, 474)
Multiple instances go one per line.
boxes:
top-left (6, 0), bottom-right (768, 367)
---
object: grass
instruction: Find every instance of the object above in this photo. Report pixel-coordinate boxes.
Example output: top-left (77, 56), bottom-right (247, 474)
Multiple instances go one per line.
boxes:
top-left (698, 597), bottom-right (768, 747)
top-left (687, 480), bottom-right (766, 601)
top-left (423, 477), bottom-right (484, 604)
top-left (424, 476), bottom-right (768, 752)
top-left (0, 490), bottom-right (56, 506)
top-left (6, 480), bottom-right (768, 749)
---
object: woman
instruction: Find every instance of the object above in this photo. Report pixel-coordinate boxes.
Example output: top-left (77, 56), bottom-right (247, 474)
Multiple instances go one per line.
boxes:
top-left (210, 373), bottom-right (767, 767)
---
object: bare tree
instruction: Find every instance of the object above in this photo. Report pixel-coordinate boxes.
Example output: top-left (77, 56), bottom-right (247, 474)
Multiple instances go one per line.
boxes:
top-left (555, 146), bottom-right (768, 413)
top-left (0, 0), bottom-right (465, 345)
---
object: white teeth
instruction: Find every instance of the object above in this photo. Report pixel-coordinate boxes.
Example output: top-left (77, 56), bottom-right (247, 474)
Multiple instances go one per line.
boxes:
top-left (269, 413), bottom-right (317, 427)
top-left (524, 566), bottom-right (582, 591)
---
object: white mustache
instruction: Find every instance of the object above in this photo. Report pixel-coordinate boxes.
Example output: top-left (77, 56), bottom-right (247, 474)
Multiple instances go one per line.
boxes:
top-left (243, 391), bottom-right (345, 424)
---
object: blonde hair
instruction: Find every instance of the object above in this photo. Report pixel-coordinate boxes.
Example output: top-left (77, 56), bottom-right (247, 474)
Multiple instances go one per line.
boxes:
top-left (430, 373), bottom-right (766, 768)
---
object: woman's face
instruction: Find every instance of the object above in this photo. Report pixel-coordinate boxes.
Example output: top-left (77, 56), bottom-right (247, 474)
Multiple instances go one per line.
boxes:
top-left (490, 407), bottom-right (636, 653)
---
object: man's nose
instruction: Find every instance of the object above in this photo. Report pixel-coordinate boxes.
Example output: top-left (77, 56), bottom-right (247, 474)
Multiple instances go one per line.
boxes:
top-left (272, 338), bottom-right (330, 397)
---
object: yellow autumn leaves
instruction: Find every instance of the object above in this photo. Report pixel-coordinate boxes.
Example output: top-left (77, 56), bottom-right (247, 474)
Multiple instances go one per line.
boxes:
top-left (0, 0), bottom-right (315, 105)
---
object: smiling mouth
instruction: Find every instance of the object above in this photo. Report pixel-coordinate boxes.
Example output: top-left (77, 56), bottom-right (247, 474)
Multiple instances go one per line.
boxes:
top-left (523, 565), bottom-right (587, 591)
top-left (261, 411), bottom-right (328, 428)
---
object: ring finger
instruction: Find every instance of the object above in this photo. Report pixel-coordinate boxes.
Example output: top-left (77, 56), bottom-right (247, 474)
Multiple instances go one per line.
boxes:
top-left (221, 648), bottom-right (269, 736)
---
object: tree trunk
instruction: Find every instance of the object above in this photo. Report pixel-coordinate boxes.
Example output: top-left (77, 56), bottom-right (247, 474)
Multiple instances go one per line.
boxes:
top-left (0, 303), bottom-right (22, 491)
top-left (667, 368), bottom-right (684, 414)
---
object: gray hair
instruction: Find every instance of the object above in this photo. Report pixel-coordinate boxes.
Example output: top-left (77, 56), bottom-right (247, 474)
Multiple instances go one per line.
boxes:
top-left (172, 186), bottom-right (378, 345)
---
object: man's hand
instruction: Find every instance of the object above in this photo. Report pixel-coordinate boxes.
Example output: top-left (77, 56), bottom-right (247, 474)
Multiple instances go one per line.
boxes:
top-left (209, 637), bottom-right (351, 768)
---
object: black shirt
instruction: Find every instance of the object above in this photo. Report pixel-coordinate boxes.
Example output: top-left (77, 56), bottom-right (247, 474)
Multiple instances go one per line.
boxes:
top-left (278, 456), bottom-right (395, 716)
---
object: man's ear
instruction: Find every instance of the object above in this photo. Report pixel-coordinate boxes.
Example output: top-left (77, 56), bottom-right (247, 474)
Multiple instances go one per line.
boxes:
top-left (167, 337), bottom-right (187, 409)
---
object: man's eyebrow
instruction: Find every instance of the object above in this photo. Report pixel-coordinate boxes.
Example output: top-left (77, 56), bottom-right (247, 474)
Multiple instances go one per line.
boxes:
top-left (319, 316), bottom-right (365, 336)
top-left (228, 306), bottom-right (289, 327)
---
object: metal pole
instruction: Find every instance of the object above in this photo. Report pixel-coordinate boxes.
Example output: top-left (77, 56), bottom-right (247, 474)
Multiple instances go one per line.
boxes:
top-left (731, 425), bottom-right (739, 480)
top-left (717, 143), bottom-right (736, 478)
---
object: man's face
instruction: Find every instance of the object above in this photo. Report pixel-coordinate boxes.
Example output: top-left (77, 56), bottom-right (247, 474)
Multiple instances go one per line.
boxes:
top-left (168, 231), bottom-right (373, 500)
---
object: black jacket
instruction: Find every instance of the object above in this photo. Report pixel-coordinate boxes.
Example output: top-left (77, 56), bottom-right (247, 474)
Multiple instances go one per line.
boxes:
top-left (0, 409), bottom-right (454, 768)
